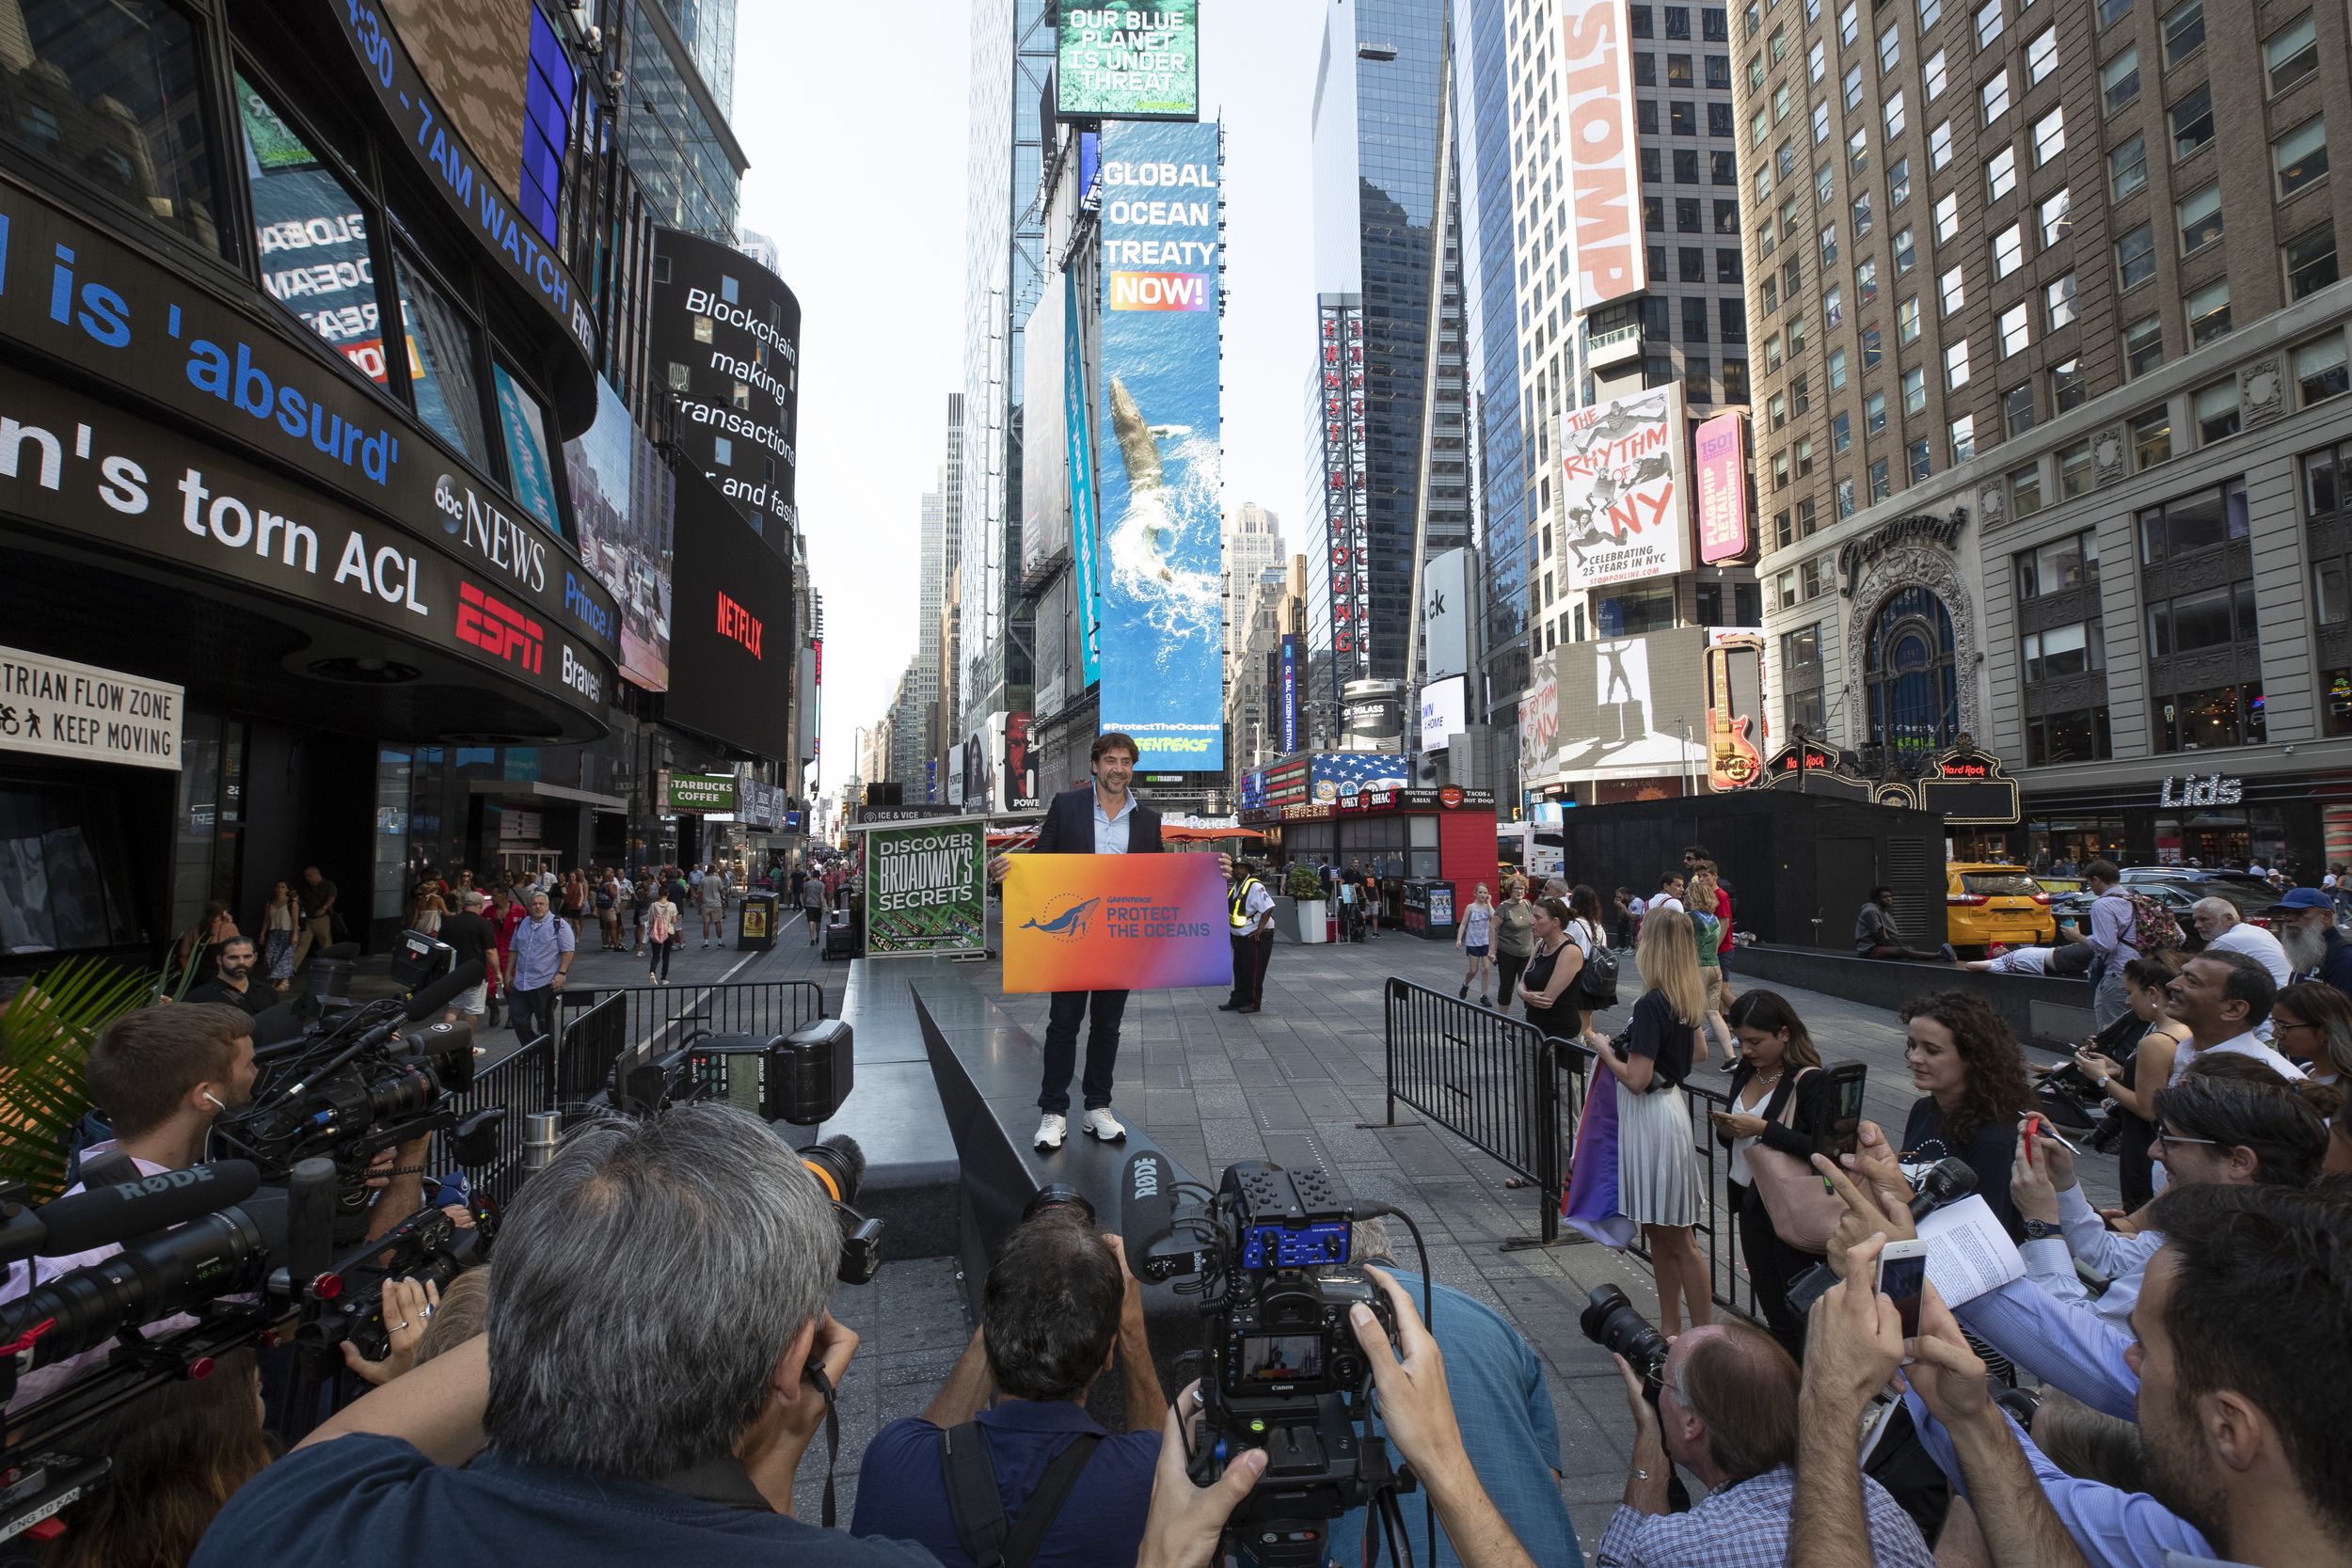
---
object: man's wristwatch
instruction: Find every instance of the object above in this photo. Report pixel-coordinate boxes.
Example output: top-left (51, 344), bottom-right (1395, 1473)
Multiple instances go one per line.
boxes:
top-left (2021, 1218), bottom-right (2063, 1241)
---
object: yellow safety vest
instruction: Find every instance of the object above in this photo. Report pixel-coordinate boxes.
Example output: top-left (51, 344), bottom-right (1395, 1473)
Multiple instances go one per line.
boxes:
top-left (1230, 879), bottom-right (1263, 932)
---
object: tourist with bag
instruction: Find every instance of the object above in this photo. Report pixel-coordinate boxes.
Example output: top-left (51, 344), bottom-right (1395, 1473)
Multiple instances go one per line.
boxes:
top-left (1565, 882), bottom-right (1619, 1050)
top-left (1708, 990), bottom-right (1840, 1360)
top-left (645, 887), bottom-right (681, 986)
top-left (1514, 895), bottom-right (1585, 1043)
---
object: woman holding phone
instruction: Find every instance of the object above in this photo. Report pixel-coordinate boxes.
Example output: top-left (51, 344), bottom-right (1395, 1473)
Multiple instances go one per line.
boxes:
top-left (1708, 990), bottom-right (1836, 1357)
top-left (1898, 990), bottom-right (2035, 1240)
top-left (2072, 953), bottom-right (2187, 1209)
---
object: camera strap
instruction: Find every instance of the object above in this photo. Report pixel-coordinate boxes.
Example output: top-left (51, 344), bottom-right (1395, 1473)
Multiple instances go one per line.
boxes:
top-left (939, 1423), bottom-right (1102, 1568)
top-left (807, 1362), bottom-right (842, 1527)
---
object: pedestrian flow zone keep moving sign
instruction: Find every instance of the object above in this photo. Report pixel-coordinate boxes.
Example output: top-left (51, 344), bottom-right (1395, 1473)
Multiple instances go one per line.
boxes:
top-left (857, 818), bottom-right (989, 957)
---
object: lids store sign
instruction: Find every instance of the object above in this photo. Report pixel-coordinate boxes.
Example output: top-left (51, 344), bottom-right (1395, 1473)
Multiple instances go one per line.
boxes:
top-left (2159, 774), bottom-right (2246, 807)
top-left (0, 646), bottom-right (182, 770)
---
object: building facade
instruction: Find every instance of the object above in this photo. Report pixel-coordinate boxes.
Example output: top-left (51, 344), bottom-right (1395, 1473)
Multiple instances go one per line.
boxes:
top-left (1223, 503), bottom-right (1284, 693)
top-left (1740, 0), bottom-right (2352, 868)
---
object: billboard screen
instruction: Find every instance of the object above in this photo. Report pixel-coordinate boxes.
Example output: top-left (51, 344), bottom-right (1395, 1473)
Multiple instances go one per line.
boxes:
top-left (1311, 752), bottom-right (1408, 804)
top-left (1422, 546), bottom-right (1471, 680)
top-left (1558, 386), bottom-right (1690, 594)
top-left (1057, 2), bottom-right (1200, 121)
top-left (1279, 632), bottom-right (1300, 754)
top-left (664, 473), bottom-right (794, 760)
top-left (1523, 627), bottom-right (1711, 784)
top-left (379, 0), bottom-right (576, 245)
top-left (1420, 674), bottom-right (1469, 752)
top-left (564, 375), bottom-right (674, 690)
top-left (1316, 297), bottom-right (1371, 680)
top-left (1694, 413), bottom-right (1750, 565)
top-left (1559, 0), bottom-right (1645, 309)
top-left (652, 229), bottom-right (801, 539)
top-left (1706, 630), bottom-right (1768, 789)
top-left (1095, 119), bottom-right (1223, 772)
top-left (1067, 271), bottom-right (1104, 685)
top-left (1022, 272), bottom-right (1073, 582)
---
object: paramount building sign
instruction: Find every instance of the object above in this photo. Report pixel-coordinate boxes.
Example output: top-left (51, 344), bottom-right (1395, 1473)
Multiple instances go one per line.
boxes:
top-left (1837, 509), bottom-right (1967, 596)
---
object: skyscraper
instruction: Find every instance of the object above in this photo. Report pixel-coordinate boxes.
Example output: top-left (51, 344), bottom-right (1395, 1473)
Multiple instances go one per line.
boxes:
top-left (1304, 0), bottom-right (1470, 723)
top-left (959, 0), bottom-right (1056, 752)
top-left (620, 0), bottom-right (746, 237)
top-left (916, 394), bottom-right (963, 801)
top-left (1223, 503), bottom-right (1284, 690)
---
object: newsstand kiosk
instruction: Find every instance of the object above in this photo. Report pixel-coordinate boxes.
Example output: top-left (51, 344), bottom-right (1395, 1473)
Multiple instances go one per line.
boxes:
top-left (1239, 785), bottom-right (1500, 940)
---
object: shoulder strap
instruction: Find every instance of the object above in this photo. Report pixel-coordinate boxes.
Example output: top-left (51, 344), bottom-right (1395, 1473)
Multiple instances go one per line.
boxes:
top-left (1769, 1065), bottom-right (1814, 1129)
top-left (998, 1433), bottom-right (1102, 1568)
top-left (939, 1424), bottom-right (1103, 1568)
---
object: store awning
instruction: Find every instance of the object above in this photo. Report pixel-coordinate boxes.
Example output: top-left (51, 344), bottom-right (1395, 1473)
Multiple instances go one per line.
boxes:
top-left (466, 779), bottom-right (628, 813)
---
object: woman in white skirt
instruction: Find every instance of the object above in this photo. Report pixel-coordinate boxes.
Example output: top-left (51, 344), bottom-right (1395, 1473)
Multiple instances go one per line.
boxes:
top-left (1594, 908), bottom-right (1711, 1336)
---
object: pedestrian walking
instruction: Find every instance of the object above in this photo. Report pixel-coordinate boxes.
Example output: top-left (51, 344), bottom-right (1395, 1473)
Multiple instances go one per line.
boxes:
top-left (440, 892), bottom-right (501, 1029)
top-left (486, 884), bottom-right (522, 1027)
top-left (505, 890), bottom-right (574, 1047)
top-left (260, 880), bottom-right (297, 993)
top-left (597, 869), bottom-right (624, 951)
top-left (630, 872), bottom-right (653, 953)
top-left (1362, 869), bottom-right (1382, 937)
top-left (698, 863), bottom-right (726, 948)
top-left (1457, 883), bottom-right (1496, 1005)
top-left (799, 870), bottom-right (827, 945)
top-left (646, 886), bottom-right (681, 985)
top-left (289, 865), bottom-right (339, 971)
top-left (1219, 858), bottom-right (1278, 1014)
top-left (1492, 879), bottom-right (1536, 1008)
top-left (560, 871), bottom-right (590, 942)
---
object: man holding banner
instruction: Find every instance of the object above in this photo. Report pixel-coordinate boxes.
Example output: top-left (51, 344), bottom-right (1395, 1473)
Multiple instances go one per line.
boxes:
top-left (991, 732), bottom-right (1165, 1151)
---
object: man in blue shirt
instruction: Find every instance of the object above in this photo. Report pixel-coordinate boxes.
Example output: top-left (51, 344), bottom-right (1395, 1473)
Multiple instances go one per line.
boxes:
top-left (504, 888), bottom-right (574, 1047)
top-left (2080, 861), bottom-right (2142, 1030)
top-left (851, 1212), bottom-right (1162, 1568)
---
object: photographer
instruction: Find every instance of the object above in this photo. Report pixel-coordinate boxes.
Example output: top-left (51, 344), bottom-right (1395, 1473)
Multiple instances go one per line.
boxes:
top-left (850, 1212), bottom-right (1163, 1568)
top-left (2, 1003), bottom-right (257, 1408)
top-left (188, 1104), bottom-right (932, 1566)
top-left (1323, 1219), bottom-right (1580, 1568)
top-left (1597, 1316), bottom-right (1932, 1568)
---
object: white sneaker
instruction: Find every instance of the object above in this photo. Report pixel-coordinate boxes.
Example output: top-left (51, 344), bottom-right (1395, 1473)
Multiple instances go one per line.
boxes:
top-left (1083, 1107), bottom-right (1127, 1143)
top-left (1034, 1113), bottom-right (1067, 1150)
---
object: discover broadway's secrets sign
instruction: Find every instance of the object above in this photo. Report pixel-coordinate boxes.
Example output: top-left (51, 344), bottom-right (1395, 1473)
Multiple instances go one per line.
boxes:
top-left (863, 819), bottom-right (987, 956)
top-left (1001, 853), bottom-right (1229, 993)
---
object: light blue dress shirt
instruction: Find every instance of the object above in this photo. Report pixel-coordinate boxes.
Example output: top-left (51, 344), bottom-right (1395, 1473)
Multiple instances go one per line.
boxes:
top-left (1091, 790), bottom-right (1135, 854)
top-left (509, 911), bottom-right (575, 990)
top-left (2029, 1183), bottom-right (2163, 1327)
top-left (1957, 1274), bottom-right (2139, 1419)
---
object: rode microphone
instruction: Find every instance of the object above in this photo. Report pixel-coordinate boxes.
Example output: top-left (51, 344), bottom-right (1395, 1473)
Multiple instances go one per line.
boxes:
top-left (24, 1160), bottom-right (262, 1257)
top-left (1120, 1150), bottom-right (1176, 1278)
top-left (403, 958), bottom-right (486, 1022)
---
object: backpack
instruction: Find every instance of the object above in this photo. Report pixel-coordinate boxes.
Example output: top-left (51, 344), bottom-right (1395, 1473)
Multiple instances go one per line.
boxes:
top-left (2102, 888), bottom-right (2182, 958)
top-left (1574, 921), bottom-right (1621, 1007)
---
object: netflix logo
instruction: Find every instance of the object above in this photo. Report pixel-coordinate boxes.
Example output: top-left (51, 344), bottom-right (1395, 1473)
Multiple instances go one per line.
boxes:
top-left (716, 591), bottom-right (763, 658)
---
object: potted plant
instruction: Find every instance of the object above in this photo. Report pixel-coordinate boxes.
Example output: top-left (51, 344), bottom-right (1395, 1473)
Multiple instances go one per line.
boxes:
top-left (1278, 863), bottom-right (1328, 945)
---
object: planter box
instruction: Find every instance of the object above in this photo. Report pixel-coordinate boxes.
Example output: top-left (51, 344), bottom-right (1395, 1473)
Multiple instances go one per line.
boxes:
top-left (1275, 896), bottom-right (1328, 943)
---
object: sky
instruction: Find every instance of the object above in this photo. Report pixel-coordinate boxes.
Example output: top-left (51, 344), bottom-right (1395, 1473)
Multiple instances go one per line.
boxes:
top-left (734, 1), bottom-right (1328, 799)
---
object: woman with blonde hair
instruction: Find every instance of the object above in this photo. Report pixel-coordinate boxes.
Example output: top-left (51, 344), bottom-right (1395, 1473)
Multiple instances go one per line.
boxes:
top-left (1683, 864), bottom-right (1735, 1061)
top-left (1565, 908), bottom-right (1711, 1336)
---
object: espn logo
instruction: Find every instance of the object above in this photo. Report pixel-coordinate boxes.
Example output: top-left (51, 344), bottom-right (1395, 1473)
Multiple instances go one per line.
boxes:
top-left (1107, 271), bottom-right (1209, 311)
top-left (456, 580), bottom-right (544, 674)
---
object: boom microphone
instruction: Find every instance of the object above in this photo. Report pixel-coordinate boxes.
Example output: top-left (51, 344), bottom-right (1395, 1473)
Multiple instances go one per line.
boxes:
top-left (403, 958), bottom-right (486, 1022)
top-left (29, 1161), bottom-right (262, 1257)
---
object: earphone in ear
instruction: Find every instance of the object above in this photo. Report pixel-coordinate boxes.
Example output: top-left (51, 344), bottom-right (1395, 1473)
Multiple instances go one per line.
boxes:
top-left (202, 1090), bottom-right (228, 1112)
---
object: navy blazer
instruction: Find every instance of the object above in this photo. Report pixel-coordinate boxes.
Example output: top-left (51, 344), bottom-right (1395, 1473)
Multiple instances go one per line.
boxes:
top-left (1033, 786), bottom-right (1163, 854)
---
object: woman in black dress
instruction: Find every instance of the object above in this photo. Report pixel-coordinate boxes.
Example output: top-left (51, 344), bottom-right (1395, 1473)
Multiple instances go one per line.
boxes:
top-left (1708, 990), bottom-right (1836, 1359)
top-left (1515, 896), bottom-right (1585, 1042)
top-left (1899, 990), bottom-right (2036, 1240)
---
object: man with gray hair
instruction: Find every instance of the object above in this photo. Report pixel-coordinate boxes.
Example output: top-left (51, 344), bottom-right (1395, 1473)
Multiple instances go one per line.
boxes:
top-left (190, 1104), bottom-right (929, 1565)
top-left (2190, 895), bottom-right (2291, 990)
top-left (438, 890), bottom-right (502, 1028)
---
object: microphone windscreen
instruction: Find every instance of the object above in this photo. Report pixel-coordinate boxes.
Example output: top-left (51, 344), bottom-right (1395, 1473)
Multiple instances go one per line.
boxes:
top-left (37, 1160), bottom-right (262, 1256)
top-left (1120, 1149), bottom-right (1177, 1278)
top-left (403, 958), bottom-right (487, 1022)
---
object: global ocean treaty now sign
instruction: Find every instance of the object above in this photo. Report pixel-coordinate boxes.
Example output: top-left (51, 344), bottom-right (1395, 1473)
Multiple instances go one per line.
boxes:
top-left (864, 819), bottom-right (987, 957)
top-left (0, 646), bottom-right (182, 770)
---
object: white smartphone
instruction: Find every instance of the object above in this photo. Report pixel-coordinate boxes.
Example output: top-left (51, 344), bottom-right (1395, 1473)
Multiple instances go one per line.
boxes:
top-left (1875, 1238), bottom-right (1931, 1339)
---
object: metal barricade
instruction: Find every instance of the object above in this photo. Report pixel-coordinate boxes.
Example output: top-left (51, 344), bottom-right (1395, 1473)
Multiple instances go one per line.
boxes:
top-left (433, 1033), bottom-right (556, 1210)
top-left (1380, 978), bottom-right (1563, 1249)
top-left (553, 980), bottom-right (827, 1101)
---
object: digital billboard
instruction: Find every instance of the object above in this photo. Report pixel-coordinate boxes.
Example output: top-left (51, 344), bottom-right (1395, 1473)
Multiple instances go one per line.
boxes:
top-left (379, 0), bottom-right (577, 247)
top-left (1694, 413), bottom-right (1751, 565)
top-left (1316, 297), bottom-right (1371, 680)
top-left (1422, 546), bottom-right (1471, 680)
top-left (564, 375), bottom-right (674, 690)
top-left (1067, 271), bottom-right (1104, 686)
top-left (1523, 627), bottom-right (1712, 784)
top-left (664, 473), bottom-right (794, 760)
top-left (1559, 0), bottom-right (1646, 310)
top-left (1057, 2), bottom-right (1200, 121)
top-left (1095, 119), bottom-right (1223, 772)
top-left (1021, 272), bottom-right (1073, 583)
top-left (1558, 386), bottom-right (1691, 594)
top-left (1279, 632), bottom-right (1300, 754)
top-left (1420, 674), bottom-right (1469, 752)
top-left (652, 229), bottom-right (802, 539)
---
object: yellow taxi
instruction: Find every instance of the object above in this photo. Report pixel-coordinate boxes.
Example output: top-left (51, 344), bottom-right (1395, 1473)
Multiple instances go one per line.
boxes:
top-left (1945, 863), bottom-right (2058, 956)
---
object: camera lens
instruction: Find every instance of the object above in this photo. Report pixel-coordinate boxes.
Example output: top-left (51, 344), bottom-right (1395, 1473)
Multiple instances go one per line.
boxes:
top-left (1578, 1285), bottom-right (1671, 1387)
top-left (1022, 1183), bottom-right (1095, 1227)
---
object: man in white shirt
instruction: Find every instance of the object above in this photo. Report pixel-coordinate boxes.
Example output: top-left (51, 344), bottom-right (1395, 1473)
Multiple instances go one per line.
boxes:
top-left (1648, 871), bottom-right (1686, 915)
top-left (2166, 950), bottom-right (2308, 1082)
top-left (2192, 897), bottom-right (2292, 986)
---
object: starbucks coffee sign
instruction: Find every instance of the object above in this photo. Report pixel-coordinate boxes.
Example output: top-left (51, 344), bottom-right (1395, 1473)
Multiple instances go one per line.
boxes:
top-left (665, 771), bottom-right (738, 813)
top-left (2158, 774), bottom-right (2245, 807)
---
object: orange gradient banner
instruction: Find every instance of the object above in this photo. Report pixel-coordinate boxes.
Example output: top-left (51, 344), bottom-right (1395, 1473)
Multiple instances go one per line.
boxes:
top-left (1001, 854), bottom-right (1232, 993)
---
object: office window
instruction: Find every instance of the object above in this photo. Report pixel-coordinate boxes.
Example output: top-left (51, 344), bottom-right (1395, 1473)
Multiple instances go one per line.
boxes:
top-left (1988, 145), bottom-right (2017, 200)
top-left (1681, 245), bottom-right (1707, 281)
top-left (1859, 256), bottom-right (1880, 299)
top-left (1931, 120), bottom-right (1954, 170)
top-left (2170, 84), bottom-right (2212, 158)
top-left (1946, 339), bottom-right (1972, 389)
top-left (1910, 437), bottom-right (1933, 482)
top-left (1773, 450), bottom-right (1792, 489)
top-left (2005, 384), bottom-right (2037, 436)
top-left (1855, 188), bottom-right (1875, 234)
top-left (1840, 2), bottom-right (1860, 46)
top-left (2162, 0), bottom-right (2204, 65)
top-left (2116, 222), bottom-right (2156, 288)
top-left (2028, 27), bottom-right (2058, 84)
top-left (1864, 325), bottom-right (1883, 366)
top-left (1774, 509), bottom-right (1796, 549)
top-left (1903, 365), bottom-right (1928, 414)
top-left (2059, 439), bottom-right (2095, 498)
top-left (1899, 295), bottom-right (1922, 343)
top-left (2039, 188), bottom-right (2073, 247)
top-left (1714, 155), bottom-right (1739, 191)
top-left (1895, 226), bottom-right (1916, 272)
top-left (2109, 134), bottom-right (2148, 200)
top-left (1849, 126), bottom-right (1868, 174)
top-left (2053, 357), bottom-right (2087, 411)
top-left (1813, 101), bottom-right (1832, 144)
top-left (1935, 191), bottom-right (1961, 244)
top-left (1773, 85), bottom-right (1793, 127)
top-left (2099, 0), bottom-right (2133, 24)
top-left (1820, 222), bottom-right (1839, 264)
top-left (1976, 0), bottom-right (2003, 44)
top-left (2010, 463), bottom-right (2046, 517)
top-left (2138, 477), bottom-right (2249, 562)
top-left (2018, 530), bottom-right (2098, 595)
top-left (1826, 281), bottom-right (1845, 326)
top-left (1667, 5), bottom-right (1692, 38)
top-left (1867, 390), bottom-right (1888, 433)
top-left (1994, 224), bottom-right (2025, 278)
top-left (2194, 381), bottom-right (2239, 443)
top-left (2286, 226), bottom-right (2340, 301)
top-left (1830, 346), bottom-right (1849, 388)
top-left (1724, 358), bottom-right (1750, 401)
top-left (2102, 46), bottom-right (2139, 114)
top-left (2153, 685), bottom-right (2265, 752)
top-left (1706, 7), bottom-right (1728, 40)
top-left (2266, 13), bottom-right (2317, 97)
top-left (2127, 314), bottom-right (2166, 377)
top-left (1720, 296), bottom-right (1747, 339)
top-left (2021, 624), bottom-right (2107, 682)
top-left (1645, 195), bottom-right (1666, 232)
top-left (1880, 20), bottom-right (1902, 71)
top-left (1815, 164), bottom-right (1835, 206)
top-left (1775, 569), bottom-right (1798, 609)
top-left (1636, 52), bottom-right (1658, 86)
top-left (1889, 157), bottom-right (1912, 208)
top-left (2185, 278), bottom-right (2230, 346)
top-left (2033, 105), bottom-right (2066, 166)
top-left (1669, 52), bottom-right (1694, 84)
top-left (2298, 335), bottom-right (2350, 405)
top-left (1711, 101), bottom-right (1736, 135)
top-left (1871, 457), bottom-right (1892, 500)
top-left (1837, 478), bottom-right (1858, 518)
top-left (1674, 148), bottom-right (1700, 184)
top-left (1796, 431), bottom-right (1816, 470)
top-left (1633, 5), bottom-right (1656, 34)
top-left (2046, 273), bottom-right (2078, 329)
top-left (1926, 48), bottom-right (1949, 101)
top-left (1939, 266), bottom-right (1966, 318)
top-left (1843, 64), bottom-right (1864, 111)
top-left (1884, 90), bottom-right (1906, 139)
top-left (1834, 409), bottom-right (1852, 450)
top-left (1644, 146), bottom-right (1664, 185)
top-left (1788, 312), bottom-right (1809, 354)
top-left (2275, 118), bottom-right (2328, 198)
top-left (1678, 197), bottom-right (1705, 232)
top-left (2001, 302), bottom-right (2031, 356)
top-left (1981, 71), bottom-right (2011, 126)
top-left (1642, 100), bottom-right (1662, 135)
top-left (2132, 404), bottom-right (2174, 469)
top-left (1708, 55), bottom-right (1732, 87)
top-left (2176, 183), bottom-right (2222, 255)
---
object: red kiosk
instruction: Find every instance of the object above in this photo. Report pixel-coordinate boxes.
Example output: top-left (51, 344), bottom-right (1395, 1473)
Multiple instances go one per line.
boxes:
top-left (1239, 785), bottom-right (1501, 938)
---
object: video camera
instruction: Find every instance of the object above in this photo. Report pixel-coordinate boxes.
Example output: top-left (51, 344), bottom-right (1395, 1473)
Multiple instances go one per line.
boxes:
top-left (1120, 1153), bottom-right (1411, 1568)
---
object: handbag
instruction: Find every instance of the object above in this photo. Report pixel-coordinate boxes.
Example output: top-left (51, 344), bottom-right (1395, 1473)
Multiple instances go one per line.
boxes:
top-left (1573, 922), bottom-right (1621, 1006)
top-left (1740, 1068), bottom-right (1844, 1254)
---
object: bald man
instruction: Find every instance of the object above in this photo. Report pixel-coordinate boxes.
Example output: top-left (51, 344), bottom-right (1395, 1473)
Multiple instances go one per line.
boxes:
top-left (2193, 896), bottom-right (2292, 989)
top-left (1597, 1320), bottom-right (1934, 1568)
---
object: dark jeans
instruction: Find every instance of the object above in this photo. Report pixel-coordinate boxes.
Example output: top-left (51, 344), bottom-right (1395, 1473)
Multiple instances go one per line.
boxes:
top-left (509, 984), bottom-right (557, 1048)
top-left (649, 938), bottom-right (675, 981)
top-left (1228, 931), bottom-right (1274, 1007)
top-left (1041, 989), bottom-right (1129, 1113)
top-left (1495, 950), bottom-right (1531, 1006)
top-left (1731, 1179), bottom-right (1815, 1363)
